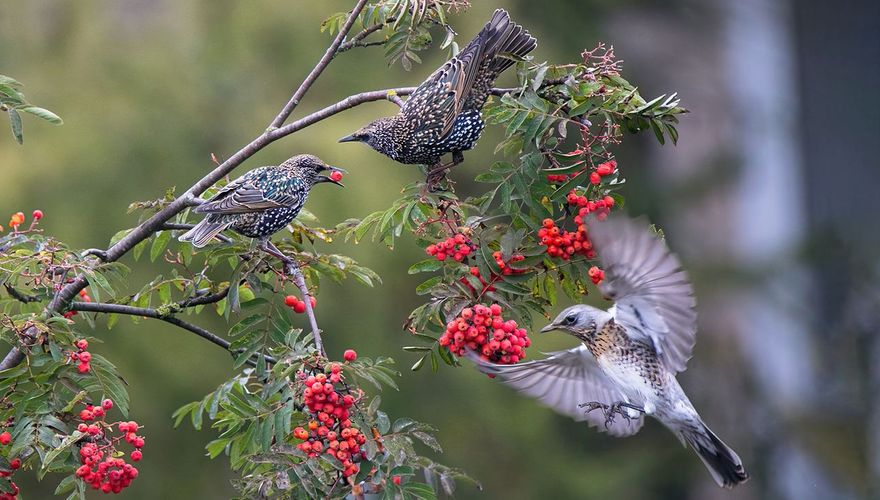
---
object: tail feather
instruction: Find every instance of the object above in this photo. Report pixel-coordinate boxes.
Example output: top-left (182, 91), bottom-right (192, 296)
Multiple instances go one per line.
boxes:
top-left (178, 217), bottom-right (231, 248)
top-left (481, 9), bottom-right (537, 74)
top-left (681, 422), bottom-right (749, 489)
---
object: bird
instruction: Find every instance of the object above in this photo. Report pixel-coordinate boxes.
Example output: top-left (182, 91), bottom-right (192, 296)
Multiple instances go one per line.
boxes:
top-left (179, 154), bottom-right (344, 268)
top-left (338, 9), bottom-right (536, 184)
top-left (467, 215), bottom-right (749, 489)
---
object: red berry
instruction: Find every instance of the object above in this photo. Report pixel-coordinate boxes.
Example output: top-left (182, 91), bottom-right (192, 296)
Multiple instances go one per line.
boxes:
top-left (32, 209), bottom-right (43, 221)
top-left (309, 296), bottom-right (317, 308)
top-left (284, 295), bottom-right (298, 307)
top-left (0, 432), bottom-right (10, 445)
top-left (542, 218), bottom-right (554, 228)
top-left (76, 339), bottom-right (88, 350)
top-left (329, 171), bottom-right (343, 182)
top-left (101, 399), bottom-right (113, 410)
top-left (292, 300), bottom-right (306, 314)
top-left (130, 450), bottom-right (142, 462)
top-left (590, 172), bottom-right (601, 185)
top-left (343, 349), bottom-right (357, 362)
top-left (392, 475), bottom-right (402, 485)
top-left (78, 351), bottom-right (91, 363)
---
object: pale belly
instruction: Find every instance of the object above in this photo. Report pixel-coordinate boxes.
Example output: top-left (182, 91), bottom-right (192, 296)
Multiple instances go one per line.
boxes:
top-left (596, 355), bottom-right (660, 414)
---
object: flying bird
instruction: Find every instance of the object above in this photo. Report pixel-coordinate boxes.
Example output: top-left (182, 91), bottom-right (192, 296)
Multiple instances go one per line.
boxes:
top-left (180, 154), bottom-right (344, 268)
top-left (468, 215), bottom-right (749, 488)
top-left (339, 9), bottom-right (536, 185)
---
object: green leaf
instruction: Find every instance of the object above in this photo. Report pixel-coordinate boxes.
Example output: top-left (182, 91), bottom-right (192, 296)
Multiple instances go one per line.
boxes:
top-left (19, 106), bottom-right (63, 125)
top-left (415, 276), bottom-right (442, 295)
top-left (407, 259), bottom-right (442, 275)
top-left (41, 431), bottom-right (85, 471)
top-left (8, 109), bottom-right (22, 144)
top-left (150, 230), bottom-right (171, 262)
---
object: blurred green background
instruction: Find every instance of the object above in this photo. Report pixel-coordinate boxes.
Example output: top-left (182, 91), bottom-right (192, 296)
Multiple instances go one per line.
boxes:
top-left (1, 0), bottom-right (878, 499)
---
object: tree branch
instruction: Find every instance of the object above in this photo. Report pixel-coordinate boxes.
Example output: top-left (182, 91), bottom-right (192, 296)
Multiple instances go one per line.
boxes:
top-left (70, 301), bottom-right (276, 365)
top-left (269, 0), bottom-right (370, 129)
top-left (4, 285), bottom-right (41, 304)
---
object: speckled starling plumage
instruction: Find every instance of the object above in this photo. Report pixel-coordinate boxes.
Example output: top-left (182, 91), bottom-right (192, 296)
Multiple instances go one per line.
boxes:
top-left (339, 9), bottom-right (537, 167)
top-left (468, 215), bottom-right (749, 489)
top-left (179, 154), bottom-right (343, 248)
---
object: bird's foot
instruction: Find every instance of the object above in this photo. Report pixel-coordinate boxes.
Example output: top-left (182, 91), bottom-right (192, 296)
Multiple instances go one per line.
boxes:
top-left (424, 153), bottom-right (464, 192)
top-left (580, 401), bottom-right (644, 428)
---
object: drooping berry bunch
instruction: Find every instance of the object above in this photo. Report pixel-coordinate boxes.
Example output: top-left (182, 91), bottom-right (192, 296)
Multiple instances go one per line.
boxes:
top-left (538, 218), bottom-right (595, 261)
top-left (69, 339), bottom-right (92, 374)
top-left (0, 430), bottom-right (21, 500)
top-left (425, 233), bottom-right (475, 262)
top-left (439, 304), bottom-right (531, 365)
top-left (293, 359), bottom-right (366, 478)
top-left (284, 294), bottom-right (316, 314)
top-left (74, 399), bottom-right (143, 494)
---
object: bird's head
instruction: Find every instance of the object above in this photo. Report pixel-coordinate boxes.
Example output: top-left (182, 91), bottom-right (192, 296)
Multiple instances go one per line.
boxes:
top-left (338, 118), bottom-right (396, 157)
top-left (541, 304), bottom-right (612, 341)
top-left (281, 154), bottom-right (346, 187)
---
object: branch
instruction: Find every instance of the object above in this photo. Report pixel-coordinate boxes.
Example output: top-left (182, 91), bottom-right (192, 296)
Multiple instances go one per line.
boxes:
top-left (176, 286), bottom-right (230, 308)
top-left (336, 20), bottom-right (390, 54)
top-left (269, 0), bottom-right (370, 129)
top-left (69, 301), bottom-right (276, 365)
top-left (4, 285), bottom-right (41, 304)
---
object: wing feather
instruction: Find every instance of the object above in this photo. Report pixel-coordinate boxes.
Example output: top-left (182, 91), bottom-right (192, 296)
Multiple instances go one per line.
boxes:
top-left (589, 215), bottom-right (698, 373)
top-left (467, 347), bottom-right (644, 437)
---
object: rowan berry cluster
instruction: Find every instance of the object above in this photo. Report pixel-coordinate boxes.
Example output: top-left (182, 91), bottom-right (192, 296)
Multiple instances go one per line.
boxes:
top-left (1, 210), bottom-right (42, 234)
top-left (588, 159), bottom-right (617, 185)
top-left (439, 303), bottom-right (531, 365)
top-left (69, 339), bottom-right (92, 374)
top-left (74, 399), bottom-right (143, 494)
top-left (293, 362), bottom-right (366, 478)
top-left (538, 218), bottom-right (595, 261)
top-left (0, 430), bottom-right (21, 500)
top-left (284, 294), bottom-right (316, 314)
top-left (588, 266), bottom-right (605, 285)
top-left (425, 233), bottom-right (475, 263)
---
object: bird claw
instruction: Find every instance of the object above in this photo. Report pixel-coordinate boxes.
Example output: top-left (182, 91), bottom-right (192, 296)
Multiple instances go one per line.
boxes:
top-left (580, 401), bottom-right (644, 428)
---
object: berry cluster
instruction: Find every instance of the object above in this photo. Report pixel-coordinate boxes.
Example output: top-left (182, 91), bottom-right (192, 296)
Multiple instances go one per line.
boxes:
top-left (589, 159), bottom-right (617, 185)
top-left (74, 399), bottom-right (143, 494)
top-left (294, 362), bottom-right (365, 478)
top-left (565, 191), bottom-right (615, 220)
top-left (284, 294), bottom-right (316, 314)
top-left (588, 266), bottom-right (605, 285)
top-left (546, 171), bottom-right (579, 183)
top-left (439, 304), bottom-right (531, 366)
top-left (538, 218), bottom-right (595, 261)
top-left (425, 233), bottom-right (475, 263)
top-left (0, 430), bottom-right (20, 500)
top-left (64, 288), bottom-right (93, 319)
top-left (1, 210), bottom-right (42, 234)
top-left (69, 339), bottom-right (92, 374)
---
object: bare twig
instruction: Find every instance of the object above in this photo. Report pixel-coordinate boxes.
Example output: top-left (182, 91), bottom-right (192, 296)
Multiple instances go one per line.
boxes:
top-left (269, 0), bottom-right (370, 129)
top-left (70, 301), bottom-right (276, 365)
top-left (337, 19), bottom-right (391, 54)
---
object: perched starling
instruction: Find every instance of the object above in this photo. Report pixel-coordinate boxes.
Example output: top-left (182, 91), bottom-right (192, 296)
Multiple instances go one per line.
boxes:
top-left (468, 215), bottom-right (749, 489)
top-left (179, 155), bottom-right (344, 259)
top-left (339, 9), bottom-right (536, 179)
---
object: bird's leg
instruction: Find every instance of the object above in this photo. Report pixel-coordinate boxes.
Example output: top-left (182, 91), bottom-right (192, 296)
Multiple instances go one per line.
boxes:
top-left (607, 401), bottom-right (645, 424)
top-left (257, 239), bottom-right (326, 356)
top-left (425, 151), bottom-right (465, 190)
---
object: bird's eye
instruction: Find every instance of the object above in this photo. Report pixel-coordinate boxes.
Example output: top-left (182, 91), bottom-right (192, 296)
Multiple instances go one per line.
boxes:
top-left (564, 314), bottom-right (577, 324)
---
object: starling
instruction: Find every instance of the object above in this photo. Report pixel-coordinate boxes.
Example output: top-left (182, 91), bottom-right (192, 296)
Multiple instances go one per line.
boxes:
top-left (468, 215), bottom-right (749, 489)
top-left (339, 9), bottom-right (536, 181)
top-left (179, 154), bottom-right (344, 265)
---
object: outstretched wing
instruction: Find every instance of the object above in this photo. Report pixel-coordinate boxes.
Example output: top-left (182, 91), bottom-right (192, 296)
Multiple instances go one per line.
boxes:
top-left (195, 167), bottom-right (300, 215)
top-left (467, 347), bottom-right (644, 437)
top-left (588, 215), bottom-right (697, 373)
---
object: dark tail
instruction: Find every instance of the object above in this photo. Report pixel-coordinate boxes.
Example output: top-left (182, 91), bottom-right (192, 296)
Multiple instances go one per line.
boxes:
top-left (178, 217), bottom-right (230, 248)
top-left (680, 422), bottom-right (749, 489)
top-left (480, 9), bottom-right (537, 74)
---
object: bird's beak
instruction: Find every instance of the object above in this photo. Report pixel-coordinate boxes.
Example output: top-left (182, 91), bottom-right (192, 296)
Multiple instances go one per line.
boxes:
top-left (338, 133), bottom-right (360, 143)
top-left (318, 166), bottom-right (346, 187)
top-left (540, 323), bottom-right (558, 333)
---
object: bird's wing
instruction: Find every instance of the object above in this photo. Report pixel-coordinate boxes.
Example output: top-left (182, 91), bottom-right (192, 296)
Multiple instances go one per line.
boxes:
top-left (402, 32), bottom-right (485, 138)
top-left (588, 215), bottom-right (697, 373)
top-left (195, 168), bottom-right (298, 215)
top-left (467, 347), bottom-right (644, 437)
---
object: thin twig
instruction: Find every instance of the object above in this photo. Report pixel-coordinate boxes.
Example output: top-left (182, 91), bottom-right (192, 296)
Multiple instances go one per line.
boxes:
top-left (4, 285), bottom-right (41, 304)
top-left (336, 20), bottom-right (390, 54)
top-left (69, 301), bottom-right (276, 365)
top-left (269, 0), bottom-right (370, 129)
